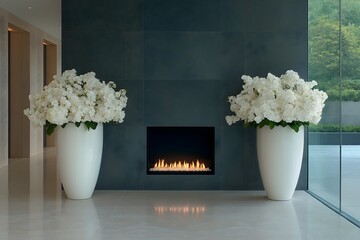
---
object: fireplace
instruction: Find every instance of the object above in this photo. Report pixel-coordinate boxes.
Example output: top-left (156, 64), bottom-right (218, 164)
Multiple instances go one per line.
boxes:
top-left (147, 127), bottom-right (215, 175)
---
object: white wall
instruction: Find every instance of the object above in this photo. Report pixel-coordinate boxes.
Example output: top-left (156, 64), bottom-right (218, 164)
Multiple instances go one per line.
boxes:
top-left (0, 7), bottom-right (61, 167)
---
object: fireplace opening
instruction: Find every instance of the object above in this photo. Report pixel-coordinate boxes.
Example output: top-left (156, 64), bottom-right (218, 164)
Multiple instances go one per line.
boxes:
top-left (147, 127), bottom-right (215, 175)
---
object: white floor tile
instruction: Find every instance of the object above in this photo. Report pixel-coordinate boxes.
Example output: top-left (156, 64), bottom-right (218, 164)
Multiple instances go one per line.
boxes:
top-left (0, 148), bottom-right (359, 240)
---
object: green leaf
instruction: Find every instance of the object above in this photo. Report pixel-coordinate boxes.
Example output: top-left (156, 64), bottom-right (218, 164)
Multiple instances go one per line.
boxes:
top-left (75, 122), bottom-right (81, 127)
top-left (244, 122), bottom-right (249, 128)
top-left (244, 122), bottom-right (253, 128)
top-left (45, 123), bottom-right (57, 135)
top-left (84, 121), bottom-right (98, 130)
top-left (290, 123), bottom-right (300, 133)
top-left (242, 118), bottom-right (308, 133)
top-left (258, 119), bottom-right (268, 128)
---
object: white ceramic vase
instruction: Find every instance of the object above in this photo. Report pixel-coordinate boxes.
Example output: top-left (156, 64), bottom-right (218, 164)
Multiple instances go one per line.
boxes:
top-left (56, 123), bottom-right (103, 200)
top-left (256, 125), bottom-right (304, 201)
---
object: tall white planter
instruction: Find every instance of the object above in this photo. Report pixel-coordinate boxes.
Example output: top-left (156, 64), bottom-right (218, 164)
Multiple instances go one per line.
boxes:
top-left (56, 123), bottom-right (103, 200)
top-left (256, 125), bottom-right (304, 201)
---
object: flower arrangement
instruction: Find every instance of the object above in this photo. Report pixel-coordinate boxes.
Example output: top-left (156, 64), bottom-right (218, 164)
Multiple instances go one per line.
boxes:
top-left (225, 70), bottom-right (328, 132)
top-left (24, 69), bottom-right (128, 135)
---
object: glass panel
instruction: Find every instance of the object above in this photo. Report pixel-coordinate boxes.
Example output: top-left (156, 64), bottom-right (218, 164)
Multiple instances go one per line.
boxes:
top-left (340, 0), bottom-right (360, 223)
top-left (308, 0), bottom-right (341, 209)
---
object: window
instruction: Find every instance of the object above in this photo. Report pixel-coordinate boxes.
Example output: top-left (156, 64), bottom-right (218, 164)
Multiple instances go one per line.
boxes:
top-left (308, 0), bottom-right (360, 226)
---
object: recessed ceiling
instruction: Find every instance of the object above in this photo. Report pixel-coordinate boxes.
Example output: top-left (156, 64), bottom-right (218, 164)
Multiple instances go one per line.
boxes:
top-left (0, 0), bottom-right (60, 39)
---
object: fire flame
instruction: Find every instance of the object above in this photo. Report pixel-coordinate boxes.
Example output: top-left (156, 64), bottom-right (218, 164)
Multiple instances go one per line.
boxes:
top-left (149, 159), bottom-right (211, 172)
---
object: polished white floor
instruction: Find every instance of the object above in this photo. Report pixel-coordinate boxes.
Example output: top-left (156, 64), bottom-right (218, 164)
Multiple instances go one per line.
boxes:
top-left (309, 145), bottom-right (360, 220)
top-left (0, 149), bottom-right (359, 240)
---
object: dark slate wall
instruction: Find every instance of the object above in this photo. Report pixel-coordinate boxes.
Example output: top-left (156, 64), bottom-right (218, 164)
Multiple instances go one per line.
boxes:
top-left (62, 0), bottom-right (308, 190)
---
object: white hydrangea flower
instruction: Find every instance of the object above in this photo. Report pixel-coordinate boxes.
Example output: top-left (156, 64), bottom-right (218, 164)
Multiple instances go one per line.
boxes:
top-left (225, 70), bottom-right (328, 127)
top-left (24, 69), bottom-right (128, 130)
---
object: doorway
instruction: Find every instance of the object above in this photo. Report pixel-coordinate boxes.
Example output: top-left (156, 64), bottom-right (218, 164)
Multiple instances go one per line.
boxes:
top-left (8, 24), bottom-right (30, 158)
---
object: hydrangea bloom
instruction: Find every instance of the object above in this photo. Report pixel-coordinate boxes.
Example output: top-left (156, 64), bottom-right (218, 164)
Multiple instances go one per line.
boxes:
top-left (225, 70), bottom-right (328, 132)
top-left (24, 69), bottom-right (127, 134)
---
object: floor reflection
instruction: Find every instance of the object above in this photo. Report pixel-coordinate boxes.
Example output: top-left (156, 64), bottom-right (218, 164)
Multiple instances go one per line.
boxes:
top-left (6, 148), bottom-right (62, 202)
top-left (309, 145), bottom-right (360, 223)
top-left (154, 205), bottom-right (206, 215)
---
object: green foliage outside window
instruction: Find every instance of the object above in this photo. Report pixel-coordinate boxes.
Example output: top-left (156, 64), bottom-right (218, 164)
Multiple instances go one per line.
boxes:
top-left (309, 124), bottom-right (360, 132)
top-left (309, 0), bottom-right (360, 101)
